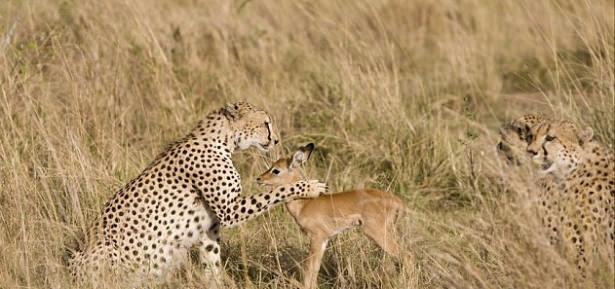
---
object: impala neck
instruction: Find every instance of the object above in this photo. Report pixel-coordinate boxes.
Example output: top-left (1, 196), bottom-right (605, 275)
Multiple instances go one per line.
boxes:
top-left (281, 173), bottom-right (308, 217)
top-left (285, 197), bottom-right (308, 218)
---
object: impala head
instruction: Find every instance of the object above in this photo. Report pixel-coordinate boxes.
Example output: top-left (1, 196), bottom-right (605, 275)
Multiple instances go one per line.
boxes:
top-left (256, 143), bottom-right (315, 187)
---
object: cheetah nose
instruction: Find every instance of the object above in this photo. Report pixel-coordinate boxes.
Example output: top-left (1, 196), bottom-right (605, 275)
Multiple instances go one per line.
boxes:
top-left (526, 148), bottom-right (538, 156)
top-left (274, 139), bottom-right (279, 145)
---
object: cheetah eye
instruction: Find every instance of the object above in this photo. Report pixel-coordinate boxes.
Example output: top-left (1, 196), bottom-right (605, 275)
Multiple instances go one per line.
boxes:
top-left (523, 135), bottom-right (531, 143)
top-left (545, 135), bottom-right (556, 142)
top-left (272, 169), bottom-right (280, 175)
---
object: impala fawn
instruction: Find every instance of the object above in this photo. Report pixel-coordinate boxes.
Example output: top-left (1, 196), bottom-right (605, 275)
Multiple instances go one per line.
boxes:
top-left (257, 143), bottom-right (407, 289)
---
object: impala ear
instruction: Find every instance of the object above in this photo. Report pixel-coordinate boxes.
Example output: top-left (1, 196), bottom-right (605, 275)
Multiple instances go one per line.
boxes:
top-left (577, 127), bottom-right (593, 145)
top-left (221, 103), bottom-right (240, 120)
top-left (302, 143), bottom-right (314, 160)
top-left (290, 150), bottom-right (306, 169)
top-left (290, 143), bottom-right (315, 168)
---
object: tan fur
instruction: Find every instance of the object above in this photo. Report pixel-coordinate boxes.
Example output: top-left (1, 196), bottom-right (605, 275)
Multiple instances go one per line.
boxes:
top-left (498, 114), bottom-right (614, 276)
top-left (257, 144), bottom-right (407, 289)
top-left (527, 119), bottom-right (614, 273)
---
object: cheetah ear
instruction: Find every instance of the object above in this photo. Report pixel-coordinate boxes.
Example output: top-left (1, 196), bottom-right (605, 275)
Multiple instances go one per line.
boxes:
top-left (221, 103), bottom-right (240, 120)
top-left (577, 127), bottom-right (593, 145)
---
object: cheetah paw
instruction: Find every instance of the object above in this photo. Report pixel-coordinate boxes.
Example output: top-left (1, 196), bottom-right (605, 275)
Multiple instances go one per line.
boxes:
top-left (304, 179), bottom-right (328, 198)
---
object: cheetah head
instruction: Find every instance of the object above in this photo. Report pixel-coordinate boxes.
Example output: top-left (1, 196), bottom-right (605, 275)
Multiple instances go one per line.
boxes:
top-left (222, 102), bottom-right (279, 151)
top-left (526, 120), bottom-right (593, 179)
top-left (497, 114), bottom-right (546, 165)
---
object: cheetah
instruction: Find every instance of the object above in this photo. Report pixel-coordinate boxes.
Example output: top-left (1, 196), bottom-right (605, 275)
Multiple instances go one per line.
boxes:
top-left (497, 114), bottom-right (564, 244)
top-left (68, 102), bottom-right (328, 287)
top-left (498, 114), bottom-right (614, 274)
top-left (527, 120), bottom-right (614, 273)
top-left (497, 113), bottom-right (548, 166)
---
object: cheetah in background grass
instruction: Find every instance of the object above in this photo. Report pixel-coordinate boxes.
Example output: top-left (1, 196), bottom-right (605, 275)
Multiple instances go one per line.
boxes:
top-left (68, 102), bottom-right (328, 287)
top-left (498, 114), bottom-right (614, 274)
top-left (527, 119), bottom-right (614, 273)
top-left (497, 114), bottom-right (562, 243)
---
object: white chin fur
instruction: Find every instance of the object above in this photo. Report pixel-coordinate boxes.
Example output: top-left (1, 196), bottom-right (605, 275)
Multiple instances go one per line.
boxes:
top-left (237, 142), bottom-right (251, 150)
top-left (257, 141), bottom-right (275, 151)
top-left (539, 160), bottom-right (557, 176)
top-left (237, 141), bottom-right (270, 151)
top-left (255, 144), bottom-right (268, 152)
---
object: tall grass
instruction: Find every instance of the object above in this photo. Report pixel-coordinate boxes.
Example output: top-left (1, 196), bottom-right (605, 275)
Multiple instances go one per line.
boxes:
top-left (0, 0), bottom-right (613, 288)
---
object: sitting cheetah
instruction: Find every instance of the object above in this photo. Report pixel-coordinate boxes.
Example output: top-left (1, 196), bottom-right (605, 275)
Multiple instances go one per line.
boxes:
top-left (498, 114), bottom-right (614, 274)
top-left (497, 114), bottom-right (563, 244)
top-left (527, 120), bottom-right (614, 272)
top-left (68, 102), bottom-right (328, 287)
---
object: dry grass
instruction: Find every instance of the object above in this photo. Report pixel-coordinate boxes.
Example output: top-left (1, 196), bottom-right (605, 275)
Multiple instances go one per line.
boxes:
top-left (0, 0), bottom-right (613, 288)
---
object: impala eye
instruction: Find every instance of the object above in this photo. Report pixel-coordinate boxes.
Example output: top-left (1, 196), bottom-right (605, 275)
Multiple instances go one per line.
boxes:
top-left (272, 169), bottom-right (280, 175)
top-left (545, 135), bottom-right (556, 142)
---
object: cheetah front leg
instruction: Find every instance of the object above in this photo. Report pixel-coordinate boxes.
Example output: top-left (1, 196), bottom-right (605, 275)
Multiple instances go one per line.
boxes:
top-left (218, 180), bottom-right (327, 227)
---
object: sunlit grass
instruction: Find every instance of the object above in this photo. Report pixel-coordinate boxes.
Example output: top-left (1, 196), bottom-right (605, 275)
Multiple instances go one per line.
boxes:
top-left (0, 0), bottom-right (613, 288)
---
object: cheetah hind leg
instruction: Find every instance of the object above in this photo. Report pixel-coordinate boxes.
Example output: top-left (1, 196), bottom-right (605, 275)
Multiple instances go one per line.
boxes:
top-left (197, 227), bottom-right (238, 289)
top-left (197, 239), bottom-right (223, 289)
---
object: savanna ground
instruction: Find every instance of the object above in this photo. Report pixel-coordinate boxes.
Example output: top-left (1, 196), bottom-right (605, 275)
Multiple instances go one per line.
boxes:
top-left (0, 0), bottom-right (613, 288)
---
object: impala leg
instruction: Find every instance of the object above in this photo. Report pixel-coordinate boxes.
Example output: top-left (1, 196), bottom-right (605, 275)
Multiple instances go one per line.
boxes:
top-left (303, 236), bottom-right (328, 289)
top-left (363, 219), bottom-right (401, 258)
